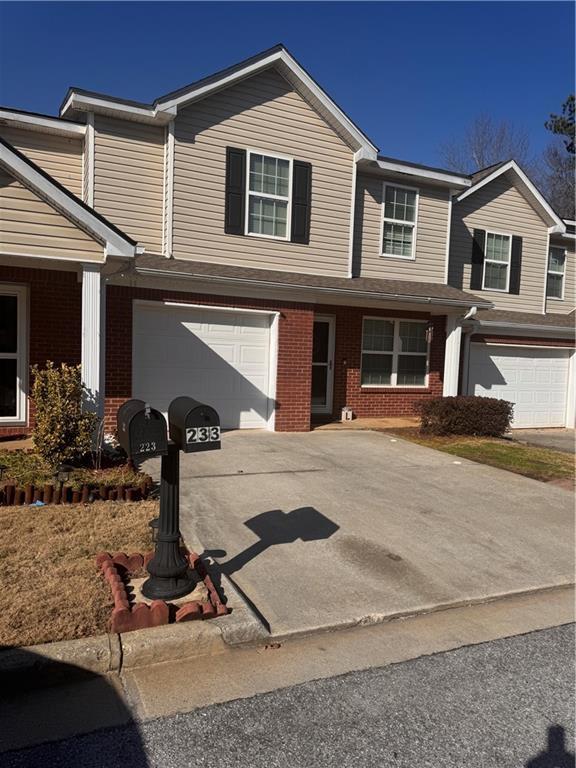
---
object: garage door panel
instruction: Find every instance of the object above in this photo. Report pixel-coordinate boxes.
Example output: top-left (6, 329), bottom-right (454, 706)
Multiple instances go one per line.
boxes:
top-left (468, 344), bottom-right (570, 428)
top-left (133, 304), bottom-right (273, 429)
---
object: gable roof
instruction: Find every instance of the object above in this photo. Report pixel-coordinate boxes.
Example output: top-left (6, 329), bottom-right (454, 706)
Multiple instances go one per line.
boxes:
top-left (59, 45), bottom-right (378, 158)
top-left (456, 159), bottom-right (565, 233)
top-left (0, 136), bottom-right (137, 258)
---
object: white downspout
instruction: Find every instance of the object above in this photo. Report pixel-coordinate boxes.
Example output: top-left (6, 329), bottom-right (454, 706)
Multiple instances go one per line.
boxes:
top-left (443, 306), bottom-right (477, 397)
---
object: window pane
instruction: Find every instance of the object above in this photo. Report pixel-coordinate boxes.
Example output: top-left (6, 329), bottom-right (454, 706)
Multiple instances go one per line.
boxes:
top-left (249, 154), bottom-right (289, 197)
top-left (549, 248), bottom-right (565, 273)
top-left (485, 233), bottom-right (510, 263)
top-left (312, 322), bottom-right (329, 363)
top-left (484, 261), bottom-right (508, 290)
top-left (363, 319), bottom-right (394, 352)
top-left (384, 186), bottom-right (416, 222)
top-left (0, 295), bottom-right (17, 354)
top-left (248, 197), bottom-right (288, 238)
top-left (547, 273), bottom-right (563, 299)
top-left (397, 355), bottom-right (427, 386)
top-left (0, 359), bottom-right (17, 417)
top-left (311, 365), bottom-right (328, 407)
top-left (383, 222), bottom-right (413, 257)
top-left (361, 353), bottom-right (392, 386)
top-left (399, 322), bottom-right (427, 353)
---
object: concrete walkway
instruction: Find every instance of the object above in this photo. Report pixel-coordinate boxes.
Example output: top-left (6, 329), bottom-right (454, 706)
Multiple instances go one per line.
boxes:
top-left (511, 428), bottom-right (575, 454)
top-left (164, 431), bottom-right (574, 638)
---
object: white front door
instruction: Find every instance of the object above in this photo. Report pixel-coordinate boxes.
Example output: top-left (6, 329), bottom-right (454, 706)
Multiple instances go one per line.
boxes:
top-left (132, 302), bottom-right (275, 429)
top-left (468, 343), bottom-right (570, 428)
top-left (311, 315), bottom-right (335, 415)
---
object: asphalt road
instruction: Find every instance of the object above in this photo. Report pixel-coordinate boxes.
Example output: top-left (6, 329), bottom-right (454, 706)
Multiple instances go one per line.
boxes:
top-left (2, 625), bottom-right (574, 768)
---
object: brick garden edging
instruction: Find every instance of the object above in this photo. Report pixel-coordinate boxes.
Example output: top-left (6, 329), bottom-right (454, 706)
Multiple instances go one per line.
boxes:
top-left (96, 550), bottom-right (229, 634)
top-left (0, 477), bottom-right (153, 506)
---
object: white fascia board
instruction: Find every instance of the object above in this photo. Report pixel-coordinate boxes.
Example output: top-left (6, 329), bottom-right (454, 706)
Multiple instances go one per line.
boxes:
top-left (376, 159), bottom-right (471, 188)
top-left (0, 109), bottom-right (85, 137)
top-left (156, 49), bottom-right (378, 158)
top-left (60, 93), bottom-right (176, 125)
top-left (456, 160), bottom-right (565, 231)
top-left (0, 142), bottom-right (136, 258)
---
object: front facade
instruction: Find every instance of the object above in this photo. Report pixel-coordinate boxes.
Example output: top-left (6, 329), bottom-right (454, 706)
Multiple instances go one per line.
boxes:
top-left (1, 46), bottom-right (574, 437)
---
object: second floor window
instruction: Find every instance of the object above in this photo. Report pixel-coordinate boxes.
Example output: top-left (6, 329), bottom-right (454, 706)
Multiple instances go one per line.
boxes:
top-left (382, 185), bottom-right (418, 259)
top-left (483, 232), bottom-right (511, 292)
top-left (547, 247), bottom-right (566, 299)
top-left (247, 152), bottom-right (292, 240)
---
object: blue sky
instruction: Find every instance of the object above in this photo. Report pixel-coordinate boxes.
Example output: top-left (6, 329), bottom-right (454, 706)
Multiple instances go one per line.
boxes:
top-left (0, 2), bottom-right (573, 167)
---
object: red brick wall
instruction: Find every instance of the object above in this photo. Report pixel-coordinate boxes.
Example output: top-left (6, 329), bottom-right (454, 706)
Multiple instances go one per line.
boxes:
top-left (314, 305), bottom-right (446, 420)
top-left (472, 333), bottom-right (574, 348)
top-left (104, 286), bottom-right (314, 433)
top-left (0, 266), bottom-right (81, 438)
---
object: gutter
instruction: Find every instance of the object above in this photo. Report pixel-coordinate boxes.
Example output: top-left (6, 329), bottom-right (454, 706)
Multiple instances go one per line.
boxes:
top-left (134, 266), bottom-right (492, 309)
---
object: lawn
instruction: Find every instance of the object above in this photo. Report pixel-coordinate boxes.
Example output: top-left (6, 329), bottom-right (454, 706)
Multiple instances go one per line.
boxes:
top-left (0, 500), bottom-right (156, 648)
top-left (386, 429), bottom-right (575, 483)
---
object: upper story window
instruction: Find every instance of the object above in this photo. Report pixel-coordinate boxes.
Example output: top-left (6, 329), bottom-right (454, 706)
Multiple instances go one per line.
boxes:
top-left (361, 317), bottom-right (429, 388)
top-left (247, 152), bottom-right (292, 240)
top-left (381, 184), bottom-right (418, 259)
top-left (547, 246), bottom-right (566, 299)
top-left (482, 232), bottom-right (511, 292)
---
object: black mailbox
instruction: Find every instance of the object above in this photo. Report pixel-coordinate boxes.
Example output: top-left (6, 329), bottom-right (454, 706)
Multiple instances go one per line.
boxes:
top-left (168, 396), bottom-right (221, 453)
top-left (116, 399), bottom-right (168, 460)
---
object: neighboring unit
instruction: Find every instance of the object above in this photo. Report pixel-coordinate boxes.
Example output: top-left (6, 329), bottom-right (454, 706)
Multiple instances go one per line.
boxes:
top-left (0, 46), bottom-right (573, 437)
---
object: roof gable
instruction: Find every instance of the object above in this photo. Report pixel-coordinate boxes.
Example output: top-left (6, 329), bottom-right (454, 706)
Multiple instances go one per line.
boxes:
top-left (0, 136), bottom-right (137, 258)
top-left (60, 45), bottom-right (378, 159)
top-left (456, 160), bottom-right (565, 232)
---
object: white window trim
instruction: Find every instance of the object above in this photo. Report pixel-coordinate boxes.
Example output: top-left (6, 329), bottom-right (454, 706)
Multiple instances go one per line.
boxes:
top-left (360, 316), bottom-right (430, 389)
top-left (546, 246), bottom-right (566, 301)
top-left (245, 148), bottom-right (293, 242)
top-left (380, 183), bottom-right (419, 261)
top-left (482, 230), bottom-right (512, 293)
top-left (0, 284), bottom-right (28, 425)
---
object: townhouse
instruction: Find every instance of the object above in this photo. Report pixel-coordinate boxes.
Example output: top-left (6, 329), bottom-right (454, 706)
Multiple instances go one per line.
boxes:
top-left (0, 45), bottom-right (574, 438)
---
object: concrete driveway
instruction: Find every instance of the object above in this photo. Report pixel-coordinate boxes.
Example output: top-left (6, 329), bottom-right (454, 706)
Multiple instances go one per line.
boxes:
top-left (511, 428), bottom-right (575, 454)
top-left (168, 431), bottom-right (574, 637)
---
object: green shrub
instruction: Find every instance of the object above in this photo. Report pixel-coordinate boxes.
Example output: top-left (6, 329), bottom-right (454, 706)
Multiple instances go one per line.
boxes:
top-left (31, 362), bottom-right (99, 471)
top-left (418, 396), bottom-right (514, 437)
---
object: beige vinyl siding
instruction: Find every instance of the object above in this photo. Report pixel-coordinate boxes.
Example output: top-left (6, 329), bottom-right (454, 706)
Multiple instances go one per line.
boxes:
top-left (0, 168), bottom-right (103, 261)
top-left (172, 68), bottom-right (354, 277)
top-left (0, 126), bottom-right (83, 197)
top-left (354, 173), bottom-right (450, 282)
top-left (449, 173), bottom-right (548, 313)
top-left (93, 116), bottom-right (164, 253)
top-left (547, 235), bottom-right (575, 314)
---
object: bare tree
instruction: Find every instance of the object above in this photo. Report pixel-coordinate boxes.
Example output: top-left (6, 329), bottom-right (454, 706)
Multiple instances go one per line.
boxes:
top-left (539, 141), bottom-right (575, 219)
top-left (440, 115), bottom-right (532, 174)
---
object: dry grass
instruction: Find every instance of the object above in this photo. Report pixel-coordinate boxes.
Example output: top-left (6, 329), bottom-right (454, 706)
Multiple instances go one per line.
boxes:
top-left (0, 500), bottom-right (157, 648)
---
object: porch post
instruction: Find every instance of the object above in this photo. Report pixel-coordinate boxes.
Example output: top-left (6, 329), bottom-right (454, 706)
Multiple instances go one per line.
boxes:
top-left (81, 263), bottom-right (102, 414)
top-left (443, 315), bottom-right (462, 397)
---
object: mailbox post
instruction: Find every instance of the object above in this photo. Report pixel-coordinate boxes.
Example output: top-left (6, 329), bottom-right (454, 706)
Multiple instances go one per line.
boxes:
top-left (116, 396), bottom-right (222, 602)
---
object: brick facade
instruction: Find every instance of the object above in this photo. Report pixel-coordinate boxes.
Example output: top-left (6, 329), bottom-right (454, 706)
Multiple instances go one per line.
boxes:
top-left (0, 265), bottom-right (81, 438)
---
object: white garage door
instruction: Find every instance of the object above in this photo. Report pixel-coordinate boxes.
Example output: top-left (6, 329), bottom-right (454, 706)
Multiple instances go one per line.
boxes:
top-left (133, 303), bottom-right (275, 429)
top-left (468, 344), bottom-right (570, 428)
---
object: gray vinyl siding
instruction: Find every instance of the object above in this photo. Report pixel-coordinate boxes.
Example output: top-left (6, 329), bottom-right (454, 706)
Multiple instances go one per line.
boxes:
top-left (449, 173), bottom-right (549, 313)
top-left (172, 68), bottom-right (355, 277)
top-left (0, 125), bottom-right (83, 197)
top-left (0, 168), bottom-right (103, 261)
top-left (547, 235), bottom-right (575, 314)
top-left (353, 173), bottom-right (450, 283)
top-left (93, 116), bottom-right (164, 253)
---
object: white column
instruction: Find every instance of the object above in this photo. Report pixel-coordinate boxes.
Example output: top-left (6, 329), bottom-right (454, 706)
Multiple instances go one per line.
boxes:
top-left (566, 350), bottom-right (575, 428)
top-left (443, 315), bottom-right (463, 396)
top-left (81, 263), bottom-right (102, 413)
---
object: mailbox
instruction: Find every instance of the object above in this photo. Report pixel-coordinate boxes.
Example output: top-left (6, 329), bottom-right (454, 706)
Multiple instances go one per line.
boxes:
top-left (168, 396), bottom-right (221, 453)
top-left (116, 399), bottom-right (168, 460)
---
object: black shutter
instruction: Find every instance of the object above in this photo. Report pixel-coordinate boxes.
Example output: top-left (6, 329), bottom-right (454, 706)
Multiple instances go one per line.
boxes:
top-left (470, 229), bottom-right (486, 290)
top-left (225, 147), bottom-right (246, 235)
top-left (291, 161), bottom-right (312, 244)
top-left (509, 236), bottom-right (522, 294)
